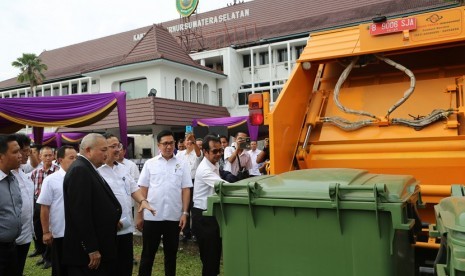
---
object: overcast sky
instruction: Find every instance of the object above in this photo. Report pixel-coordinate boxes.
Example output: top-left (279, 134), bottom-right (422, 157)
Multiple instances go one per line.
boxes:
top-left (0, 0), bottom-right (249, 81)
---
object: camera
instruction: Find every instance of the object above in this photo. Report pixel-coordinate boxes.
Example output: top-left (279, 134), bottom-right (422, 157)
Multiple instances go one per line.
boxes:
top-left (238, 137), bottom-right (251, 150)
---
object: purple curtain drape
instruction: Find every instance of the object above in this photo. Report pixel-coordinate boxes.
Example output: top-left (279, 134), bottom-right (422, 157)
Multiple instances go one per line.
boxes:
top-left (0, 92), bottom-right (127, 147)
top-left (29, 132), bottom-right (88, 147)
top-left (192, 116), bottom-right (259, 141)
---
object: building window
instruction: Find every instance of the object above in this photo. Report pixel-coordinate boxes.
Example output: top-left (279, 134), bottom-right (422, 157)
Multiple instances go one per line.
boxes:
top-left (52, 86), bottom-right (60, 95)
top-left (238, 91), bottom-right (252, 106)
top-left (71, 84), bottom-right (78, 94)
top-left (197, 83), bottom-right (202, 103)
top-left (81, 82), bottom-right (88, 93)
top-left (272, 88), bottom-right (282, 102)
top-left (120, 78), bottom-right (148, 99)
top-left (175, 78), bottom-right (182, 100)
top-left (182, 79), bottom-right (189, 101)
top-left (243, 54), bottom-right (251, 68)
top-left (190, 81), bottom-right (196, 103)
top-left (203, 84), bottom-right (209, 104)
top-left (218, 88), bottom-right (223, 107)
top-left (277, 48), bottom-right (288, 63)
top-left (295, 45), bottom-right (305, 59)
top-left (259, 52), bottom-right (269, 65)
top-left (62, 86), bottom-right (69, 95)
top-left (254, 82), bottom-right (270, 88)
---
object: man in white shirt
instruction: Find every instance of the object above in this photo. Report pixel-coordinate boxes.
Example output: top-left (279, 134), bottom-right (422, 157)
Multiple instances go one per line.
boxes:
top-left (99, 134), bottom-right (155, 276)
top-left (37, 145), bottom-right (77, 276)
top-left (176, 133), bottom-right (202, 242)
top-left (117, 145), bottom-right (140, 182)
top-left (247, 140), bottom-right (262, 176)
top-left (136, 130), bottom-right (192, 276)
top-left (21, 144), bottom-right (40, 174)
top-left (192, 135), bottom-right (225, 276)
top-left (12, 133), bottom-right (35, 276)
top-left (224, 132), bottom-right (252, 180)
top-left (31, 146), bottom-right (59, 268)
top-left (218, 135), bottom-right (228, 172)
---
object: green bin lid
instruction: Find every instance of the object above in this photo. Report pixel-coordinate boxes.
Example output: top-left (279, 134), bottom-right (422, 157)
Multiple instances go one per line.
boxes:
top-left (215, 168), bottom-right (420, 203)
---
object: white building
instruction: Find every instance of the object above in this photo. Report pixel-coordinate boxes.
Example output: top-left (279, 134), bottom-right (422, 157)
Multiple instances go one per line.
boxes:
top-left (0, 0), bottom-right (455, 157)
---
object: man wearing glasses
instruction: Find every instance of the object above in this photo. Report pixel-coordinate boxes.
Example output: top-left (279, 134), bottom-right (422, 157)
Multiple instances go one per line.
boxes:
top-left (137, 130), bottom-right (192, 276)
top-left (192, 135), bottom-right (226, 276)
top-left (98, 133), bottom-right (155, 276)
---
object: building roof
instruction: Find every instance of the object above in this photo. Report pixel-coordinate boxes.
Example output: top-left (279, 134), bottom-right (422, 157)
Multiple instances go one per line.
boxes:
top-left (0, 0), bottom-right (458, 89)
top-left (0, 25), bottom-right (218, 90)
top-left (163, 0), bottom-right (458, 50)
top-left (85, 24), bottom-right (218, 73)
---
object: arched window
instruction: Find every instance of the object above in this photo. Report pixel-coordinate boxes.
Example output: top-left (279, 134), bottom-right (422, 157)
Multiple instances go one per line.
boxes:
top-left (190, 81), bottom-right (196, 103)
top-left (182, 79), bottom-right (189, 101)
top-left (175, 78), bottom-right (182, 100)
top-left (203, 84), bottom-right (209, 104)
top-left (197, 83), bottom-right (202, 103)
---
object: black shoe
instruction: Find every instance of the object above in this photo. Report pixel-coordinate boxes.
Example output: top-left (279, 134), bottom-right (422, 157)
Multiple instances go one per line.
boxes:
top-left (28, 250), bottom-right (40, 258)
top-left (43, 261), bottom-right (52, 269)
top-left (36, 258), bottom-right (45, 266)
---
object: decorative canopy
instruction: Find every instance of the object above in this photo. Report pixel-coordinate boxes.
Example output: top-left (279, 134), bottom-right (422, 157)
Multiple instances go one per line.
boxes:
top-left (192, 116), bottom-right (261, 141)
top-left (0, 92), bottom-right (127, 147)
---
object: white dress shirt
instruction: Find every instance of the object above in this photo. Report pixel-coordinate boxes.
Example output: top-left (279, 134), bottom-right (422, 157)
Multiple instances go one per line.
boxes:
top-left (193, 158), bottom-right (225, 210)
top-left (36, 169), bottom-right (66, 238)
top-left (98, 163), bottom-right (138, 235)
top-left (13, 169), bottom-right (34, 245)
top-left (138, 154), bottom-right (192, 221)
top-left (20, 163), bottom-right (35, 174)
top-left (120, 158), bottom-right (140, 182)
top-left (247, 149), bottom-right (263, 176)
top-left (223, 146), bottom-right (253, 175)
top-left (176, 149), bottom-right (203, 179)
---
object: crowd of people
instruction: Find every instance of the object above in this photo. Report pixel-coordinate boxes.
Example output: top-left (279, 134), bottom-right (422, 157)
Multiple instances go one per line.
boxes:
top-left (0, 130), bottom-right (269, 276)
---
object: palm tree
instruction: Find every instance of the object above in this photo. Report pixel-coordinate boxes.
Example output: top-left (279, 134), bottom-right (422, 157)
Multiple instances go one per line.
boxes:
top-left (12, 53), bottom-right (48, 95)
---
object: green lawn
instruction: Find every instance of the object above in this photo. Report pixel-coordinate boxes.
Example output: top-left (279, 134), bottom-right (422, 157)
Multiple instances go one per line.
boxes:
top-left (23, 239), bottom-right (219, 276)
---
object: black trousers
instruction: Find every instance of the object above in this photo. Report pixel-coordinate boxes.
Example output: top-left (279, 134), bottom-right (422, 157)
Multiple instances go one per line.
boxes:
top-left (52, 237), bottom-right (67, 276)
top-left (114, 233), bottom-right (133, 276)
top-left (33, 202), bottom-right (46, 254)
top-left (138, 220), bottom-right (180, 276)
top-left (15, 242), bottom-right (30, 276)
top-left (183, 185), bottom-right (194, 238)
top-left (33, 202), bottom-right (52, 262)
top-left (0, 242), bottom-right (17, 276)
top-left (192, 208), bottom-right (222, 276)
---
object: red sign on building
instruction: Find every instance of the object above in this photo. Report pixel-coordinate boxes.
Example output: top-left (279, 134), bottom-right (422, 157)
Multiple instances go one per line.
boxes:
top-left (370, 18), bottom-right (417, 36)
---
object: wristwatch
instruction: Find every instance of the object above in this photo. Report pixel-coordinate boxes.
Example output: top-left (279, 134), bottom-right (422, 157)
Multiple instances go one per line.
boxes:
top-left (182, 211), bottom-right (189, 216)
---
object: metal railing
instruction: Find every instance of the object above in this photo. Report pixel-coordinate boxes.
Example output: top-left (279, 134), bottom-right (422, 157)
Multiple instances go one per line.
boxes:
top-left (0, 77), bottom-right (93, 98)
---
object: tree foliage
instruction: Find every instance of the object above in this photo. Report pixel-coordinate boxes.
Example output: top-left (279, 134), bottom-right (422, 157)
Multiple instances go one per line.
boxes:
top-left (11, 53), bottom-right (48, 93)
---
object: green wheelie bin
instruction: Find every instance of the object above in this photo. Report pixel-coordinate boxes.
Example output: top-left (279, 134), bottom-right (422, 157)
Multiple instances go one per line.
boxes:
top-left (433, 185), bottom-right (465, 276)
top-left (204, 168), bottom-right (423, 276)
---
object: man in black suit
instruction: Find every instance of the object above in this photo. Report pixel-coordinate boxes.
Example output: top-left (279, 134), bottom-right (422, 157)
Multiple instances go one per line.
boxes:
top-left (63, 133), bottom-right (122, 276)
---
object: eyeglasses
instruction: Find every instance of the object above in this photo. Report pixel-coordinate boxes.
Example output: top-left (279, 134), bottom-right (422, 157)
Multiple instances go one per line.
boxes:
top-left (210, 148), bottom-right (224, 155)
top-left (108, 143), bottom-right (123, 150)
top-left (159, 141), bottom-right (175, 147)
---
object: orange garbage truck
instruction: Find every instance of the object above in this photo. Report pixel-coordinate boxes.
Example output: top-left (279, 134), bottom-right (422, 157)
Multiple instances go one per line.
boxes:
top-left (248, 5), bottom-right (465, 274)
